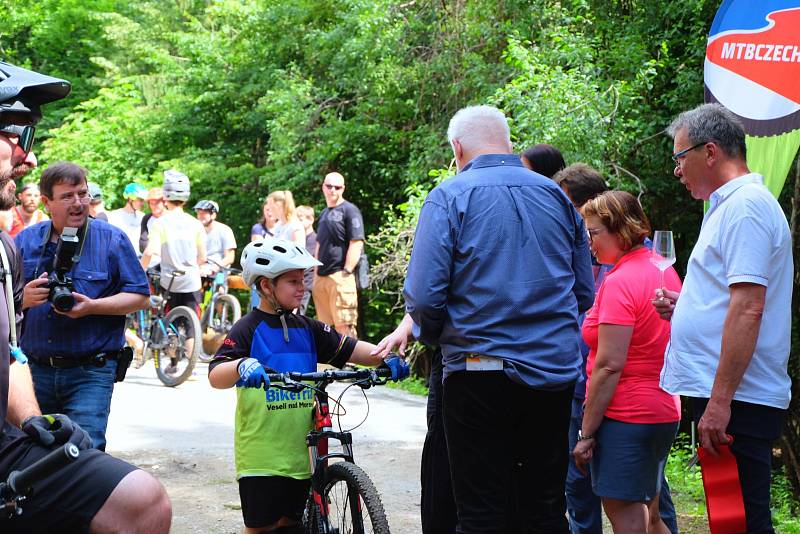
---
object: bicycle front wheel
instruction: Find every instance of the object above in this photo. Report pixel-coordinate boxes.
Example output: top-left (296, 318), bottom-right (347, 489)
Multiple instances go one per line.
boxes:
top-left (198, 294), bottom-right (241, 363)
top-left (155, 305), bottom-right (201, 387)
top-left (311, 461), bottom-right (390, 534)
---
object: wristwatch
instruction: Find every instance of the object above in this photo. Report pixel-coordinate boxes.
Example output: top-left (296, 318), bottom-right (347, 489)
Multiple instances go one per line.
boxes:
top-left (577, 430), bottom-right (594, 441)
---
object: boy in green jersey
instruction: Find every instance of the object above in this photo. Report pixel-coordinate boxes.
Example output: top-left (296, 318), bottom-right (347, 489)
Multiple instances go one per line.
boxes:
top-left (208, 237), bottom-right (408, 533)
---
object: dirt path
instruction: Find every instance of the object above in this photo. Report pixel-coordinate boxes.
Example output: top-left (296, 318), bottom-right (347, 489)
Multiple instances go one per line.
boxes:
top-left (106, 362), bottom-right (426, 533)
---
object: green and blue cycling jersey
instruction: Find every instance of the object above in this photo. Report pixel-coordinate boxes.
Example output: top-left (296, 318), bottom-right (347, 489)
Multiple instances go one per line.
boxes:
top-left (209, 308), bottom-right (355, 479)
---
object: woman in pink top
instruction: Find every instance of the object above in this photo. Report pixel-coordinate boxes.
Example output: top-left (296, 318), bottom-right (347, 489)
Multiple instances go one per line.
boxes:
top-left (572, 191), bottom-right (682, 534)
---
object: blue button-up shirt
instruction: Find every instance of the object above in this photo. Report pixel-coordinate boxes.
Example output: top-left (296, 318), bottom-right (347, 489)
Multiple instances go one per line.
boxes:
top-left (15, 219), bottom-right (149, 359)
top-left (404, 154), bottom-right (594, 389)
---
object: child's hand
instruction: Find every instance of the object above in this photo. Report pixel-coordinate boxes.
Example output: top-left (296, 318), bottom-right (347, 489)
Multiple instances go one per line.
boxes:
top-left (237, 357), bottom-right (270, 389)
top-left (380, 355), bottom-right (410, 382)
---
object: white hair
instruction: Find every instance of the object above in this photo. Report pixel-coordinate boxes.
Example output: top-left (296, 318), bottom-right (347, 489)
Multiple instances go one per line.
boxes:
top-left (447, 105), bottom-right (511, 151)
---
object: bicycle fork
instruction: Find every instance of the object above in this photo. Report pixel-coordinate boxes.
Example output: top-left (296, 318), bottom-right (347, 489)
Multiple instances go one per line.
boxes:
top-left (307, 394), bottom-right (358, 533)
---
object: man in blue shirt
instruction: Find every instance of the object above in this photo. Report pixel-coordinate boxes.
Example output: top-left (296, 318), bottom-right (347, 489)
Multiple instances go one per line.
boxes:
top-left (16, 161), bottom-right (150, 451)
top-left (404, 105), bottom-right (594, 533)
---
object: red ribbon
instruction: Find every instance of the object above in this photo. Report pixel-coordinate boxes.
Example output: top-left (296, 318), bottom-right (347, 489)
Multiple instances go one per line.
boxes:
top-left (698, 439), bottom-right (747, 534)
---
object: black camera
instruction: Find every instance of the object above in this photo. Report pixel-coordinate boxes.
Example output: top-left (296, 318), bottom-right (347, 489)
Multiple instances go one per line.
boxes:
top-left (47, 227), bottom-right (80, 312)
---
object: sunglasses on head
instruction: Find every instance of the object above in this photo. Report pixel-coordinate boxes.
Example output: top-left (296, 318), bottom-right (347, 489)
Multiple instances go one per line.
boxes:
top-left (0, 123), bottom-right (36, 154)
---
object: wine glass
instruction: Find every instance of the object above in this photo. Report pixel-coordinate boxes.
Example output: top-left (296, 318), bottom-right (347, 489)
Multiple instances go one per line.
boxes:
top-left (651, 230), bottom-right (676, 298)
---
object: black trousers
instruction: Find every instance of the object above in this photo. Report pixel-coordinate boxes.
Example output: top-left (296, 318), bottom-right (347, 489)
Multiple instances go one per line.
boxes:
top-left (692, 397), bottom-right (785, 534)
top-left (443, 370), bottom-right (572, 534)
top-left (421, 349), bottom-right (457, 533)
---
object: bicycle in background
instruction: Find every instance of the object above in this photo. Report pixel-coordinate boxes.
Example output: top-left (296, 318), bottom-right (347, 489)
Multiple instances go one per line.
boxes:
top-left (267, 367), bottom-right (396, 534)
top-left (130, 269), bottom-right (202, 387)
top-left (198, 259), bottom-right (244, 362)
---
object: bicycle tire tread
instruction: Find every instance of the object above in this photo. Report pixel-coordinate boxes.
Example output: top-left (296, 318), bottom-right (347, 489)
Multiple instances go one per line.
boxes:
top-left (323, 461), bottom-right (390, 534)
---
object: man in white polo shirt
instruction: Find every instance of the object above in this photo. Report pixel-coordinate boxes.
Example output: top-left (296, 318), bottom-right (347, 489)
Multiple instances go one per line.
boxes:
top-left (655, 103), bottom-right (792, 534)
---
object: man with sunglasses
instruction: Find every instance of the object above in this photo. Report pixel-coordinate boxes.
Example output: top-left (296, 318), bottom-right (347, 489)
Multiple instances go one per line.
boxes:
top-left (656, 103), bottom-right (792, 533)
top-left (0, 61), bottom-right (171, 533)
top-left (312, 171), bottom-right (364, 336)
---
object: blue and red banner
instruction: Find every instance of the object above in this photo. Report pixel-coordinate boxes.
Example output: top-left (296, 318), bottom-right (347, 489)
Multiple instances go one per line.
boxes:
top-left (705, 1), bottom-right (800, 197)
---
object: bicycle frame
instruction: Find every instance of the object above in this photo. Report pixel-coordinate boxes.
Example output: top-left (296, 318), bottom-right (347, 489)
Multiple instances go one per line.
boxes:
top-left (201, 261), bottom-right (240, 327)
top-left (268, 368), bottom-right (391, 533)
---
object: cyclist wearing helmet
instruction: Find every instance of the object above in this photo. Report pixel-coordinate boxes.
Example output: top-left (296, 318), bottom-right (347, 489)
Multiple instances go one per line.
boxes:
top-left (141, 170), bottom-right (206, 317)
top-left (108, 182), bottom-right (148, 247)
top-left (139, 187), bottom-right (164, 254)
top-left (87, 181), bottom-right (108, 222)
top-left (9, 181), bottom-right (48, 236)
top-left (208, 237), bottom-right (408, 534)
top-left (194, 199), bottom-right (236, 277)
top-left (0, 61), bottom-right (171, 532)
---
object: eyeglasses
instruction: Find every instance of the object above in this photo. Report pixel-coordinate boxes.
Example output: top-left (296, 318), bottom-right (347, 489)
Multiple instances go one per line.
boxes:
top-left (324, 184), bottom-right (344, 191)
top-left (0, 123), bottom-right (36, 154)
top-left (54, 190), bottom-right (92, 204)
top-left (671, 141), bottom-right (708, 164)
top-left (587, 227), bottom-right (605, 239)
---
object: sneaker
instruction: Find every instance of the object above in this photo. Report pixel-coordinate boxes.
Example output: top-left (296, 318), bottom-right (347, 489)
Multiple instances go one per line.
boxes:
top-left (165, 364), bottom-right (178, 375)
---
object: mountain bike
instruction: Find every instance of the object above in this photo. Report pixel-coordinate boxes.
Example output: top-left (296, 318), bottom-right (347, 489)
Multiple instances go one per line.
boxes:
top-left (135, 269), bottom-right (202, 387)
top-left (1, 443), bottom-right (79, 518)
top-left (266, 367), bottom-right (395, 534)
top-left (198, 260), bottom-right (244, 363)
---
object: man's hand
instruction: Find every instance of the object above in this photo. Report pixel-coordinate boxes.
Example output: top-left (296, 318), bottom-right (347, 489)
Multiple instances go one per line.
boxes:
top-left (22, 272), bottom-right (50, 310)
top-left (21, 414), bottom-right (92, 450)
top-left (698, 398), bottom-right (732, 456)
top-left (237, 357), bottom-right (270, 389)
top-left (380, 355), bottom-right (410, 382)
top-left (52, 292), bottom-right (95, 319)
top-left (652, 288), bottom-right (680, 321)
top-left (371, 322), bottom-right (413, 358)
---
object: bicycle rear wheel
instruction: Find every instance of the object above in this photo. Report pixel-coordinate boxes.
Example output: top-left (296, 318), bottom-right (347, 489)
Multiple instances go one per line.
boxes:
top-left (308, 461), bottom-right (390, 534)
top-left (154, 305), bottom-right (201, 387)
top-left (198, 294), bottom-right (241, 362)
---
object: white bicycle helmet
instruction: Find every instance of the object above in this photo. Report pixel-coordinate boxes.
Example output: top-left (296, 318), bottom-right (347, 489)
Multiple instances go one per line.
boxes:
top-left (162, 169), bottom-right (191, 201)
top-left (241, 237), bottom-right (322, 286)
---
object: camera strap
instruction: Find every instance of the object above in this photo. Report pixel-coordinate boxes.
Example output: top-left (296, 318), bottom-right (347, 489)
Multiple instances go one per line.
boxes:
top-left (33, 218), bottom-right (90, 279)
top-left (0, 232), bottom-right (18, 349)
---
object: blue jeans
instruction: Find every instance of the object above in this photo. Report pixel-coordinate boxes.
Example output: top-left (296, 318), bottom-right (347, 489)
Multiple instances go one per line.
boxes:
top-left (30, 360), bottom-right (117, 451)
top-left (566, 398), bottom-right (678, 534)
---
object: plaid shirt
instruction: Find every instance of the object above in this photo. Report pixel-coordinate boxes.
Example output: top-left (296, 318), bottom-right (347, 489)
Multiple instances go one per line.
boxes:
top-left (15, 219), bottom-right (149, 359)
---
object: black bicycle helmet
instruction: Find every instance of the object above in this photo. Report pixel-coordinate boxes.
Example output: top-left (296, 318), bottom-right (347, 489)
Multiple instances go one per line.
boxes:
top-left (193, 199), bottom-right (219, 213)
top-left (0, 62), bottom-right (71, 124)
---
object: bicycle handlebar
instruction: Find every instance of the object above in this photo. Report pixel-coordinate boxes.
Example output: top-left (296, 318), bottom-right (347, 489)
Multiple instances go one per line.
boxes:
top-left (267, 367), bottom-right (392, 386)
top-left (206, 258), bottom-right (242, 275)
top-left (2, 443), bottom-right (80, 500)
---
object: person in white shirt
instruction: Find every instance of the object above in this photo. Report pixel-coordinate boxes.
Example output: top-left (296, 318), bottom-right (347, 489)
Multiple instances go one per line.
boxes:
top-left (108, 182), bottom-right (147, 247)
top-left (654, 103), bottom-right (792, 534)
top-left (193, 199), bottom-right (236, 277)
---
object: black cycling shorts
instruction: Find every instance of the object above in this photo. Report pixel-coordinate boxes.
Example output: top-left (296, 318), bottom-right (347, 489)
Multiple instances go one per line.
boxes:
top-left (167, 290), bottom-right (202, 315)
top-left (0, 423), bottom-right (137, 533)
top-left (238, 475), bottom-right (310, 528)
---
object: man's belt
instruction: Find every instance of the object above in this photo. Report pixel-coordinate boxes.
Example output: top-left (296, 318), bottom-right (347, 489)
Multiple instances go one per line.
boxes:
top-left (30, 350), bottom-right (123, 369)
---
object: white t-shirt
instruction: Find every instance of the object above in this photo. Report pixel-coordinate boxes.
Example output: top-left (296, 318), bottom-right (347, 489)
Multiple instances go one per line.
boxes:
top-left (660, 174), bottom-right (792, 409)
top-left (205, 221), bottom-right (237, 266)
top-left (149, 209), bottom-right (205, 293)
top-left (272, 219), bottom-right (304, 244)
top-left (108, 208), bottom-right (144, 249)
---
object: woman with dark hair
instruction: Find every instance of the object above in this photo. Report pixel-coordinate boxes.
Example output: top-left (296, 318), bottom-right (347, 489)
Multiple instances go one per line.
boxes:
top-left (521, 143), bottom-right (566, 178)
top-left (573, 191), bottom-right (681, 534)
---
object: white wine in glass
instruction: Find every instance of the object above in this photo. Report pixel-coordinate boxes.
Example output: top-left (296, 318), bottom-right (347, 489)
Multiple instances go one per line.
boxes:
top-left (651, 230), bottom-right (676, 296)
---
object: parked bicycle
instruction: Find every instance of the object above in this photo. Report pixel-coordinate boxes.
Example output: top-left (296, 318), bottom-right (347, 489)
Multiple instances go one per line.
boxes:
top-left (1, 443), bottom-right (79, 518)
top-left (130, 268), bottom-right (202, 387)
top-left (266, 367), bottom-right (396, 534)
top-left (198, 259), bottom-right (245, 362)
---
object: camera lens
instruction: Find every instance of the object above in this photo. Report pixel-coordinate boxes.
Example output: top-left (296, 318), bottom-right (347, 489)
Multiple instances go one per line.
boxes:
top-left (51, 285), bottom-right (75, 312)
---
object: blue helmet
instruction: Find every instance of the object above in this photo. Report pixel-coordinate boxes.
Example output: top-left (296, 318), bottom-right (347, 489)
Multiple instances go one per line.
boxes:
top-left (123, 182), bottom-right (148, 200)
